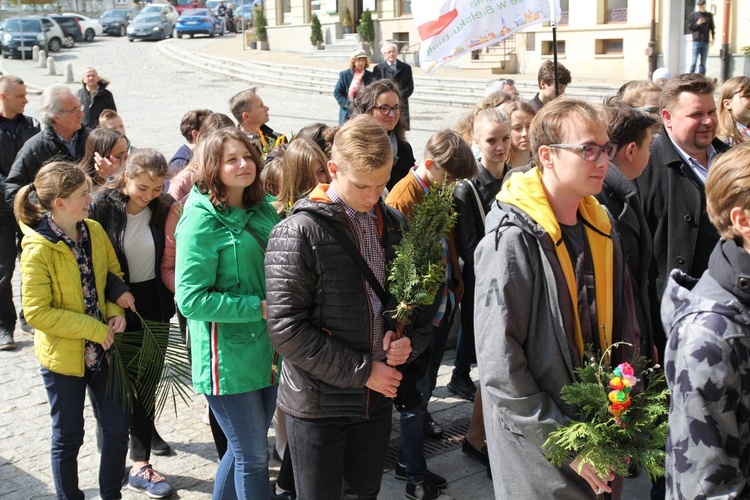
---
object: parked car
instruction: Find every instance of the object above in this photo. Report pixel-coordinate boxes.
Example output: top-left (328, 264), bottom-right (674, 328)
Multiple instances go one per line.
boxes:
top-left (127, 12), bottom-right (173, 41)
top-left (99, 9), bottom-right (138, 37)
top-left (1, 16), bottom-right (64, 57)
top-left (174, 0), bottom-right (206, 14)
top-left (49, 15), bottom-right (83, 48)
top-left (140, 4), bottom-right (179, 25)
top-left (175, 8), bottom-right (224, 38)
top-left (64, 12), bottom-right (103, 42)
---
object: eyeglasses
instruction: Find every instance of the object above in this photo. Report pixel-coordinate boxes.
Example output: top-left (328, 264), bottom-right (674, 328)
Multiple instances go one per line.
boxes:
top-left (634, 106), bottom-right (659, 114)
top-left (60, 105), bottom-right (84, 114)
top-left (374, 105), bottom-right (400, 116)
top-left (549, 143), bottom-right (617, 162)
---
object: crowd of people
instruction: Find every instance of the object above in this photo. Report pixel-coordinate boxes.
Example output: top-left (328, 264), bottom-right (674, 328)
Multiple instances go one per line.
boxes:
top-left (0, 40), bottom-right (749, 500)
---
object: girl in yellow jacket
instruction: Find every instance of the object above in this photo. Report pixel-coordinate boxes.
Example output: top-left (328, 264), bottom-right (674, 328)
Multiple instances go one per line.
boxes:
top-left (15, 162), bottom-right (132, 500)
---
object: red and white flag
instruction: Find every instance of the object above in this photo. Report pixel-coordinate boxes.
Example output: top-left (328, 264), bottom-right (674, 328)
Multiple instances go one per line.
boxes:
top-left (412, 0), bottom-right (561, 74)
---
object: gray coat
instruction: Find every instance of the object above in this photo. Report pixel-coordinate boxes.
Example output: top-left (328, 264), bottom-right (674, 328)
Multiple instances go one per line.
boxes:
top-left (474, 188), bottom-right (638, 498)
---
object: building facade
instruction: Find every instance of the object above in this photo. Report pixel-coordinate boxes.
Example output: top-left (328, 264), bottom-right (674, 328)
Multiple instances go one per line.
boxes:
top-left (264, 0), bottom-right (748, 81)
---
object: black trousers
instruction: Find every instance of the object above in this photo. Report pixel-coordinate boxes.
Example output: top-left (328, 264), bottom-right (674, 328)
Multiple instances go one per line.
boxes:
top-left (286, 397), bottom-right (392, 500)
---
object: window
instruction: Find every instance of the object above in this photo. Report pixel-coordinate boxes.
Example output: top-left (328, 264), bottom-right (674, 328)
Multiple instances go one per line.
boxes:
top-left (282, 0), bottom-right (291, 24)
top-left (401, 0), bottom-right (411, 16)
top-left (559, 0), bottom-right (569, 25)
top-left (542, 40), bottom-right (565, 55)
top-left (393, 32), bottom-right (409, 51)
top-left (596, 38), bottom-right (624, 54)
top-left (605, 0), bottom-right (627, 23)
top-left (525, 32), bottom-right (535, 51)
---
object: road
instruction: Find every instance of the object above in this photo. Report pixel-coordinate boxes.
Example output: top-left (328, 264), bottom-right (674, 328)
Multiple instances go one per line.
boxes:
top-left (6, 34), bottom-right (468, 163)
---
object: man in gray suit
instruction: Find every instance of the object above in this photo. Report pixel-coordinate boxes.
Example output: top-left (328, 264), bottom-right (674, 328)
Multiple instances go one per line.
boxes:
top-left (474, 98), bottom-right (638, 498)
top-left (373, 41), bottom-right (414, 129)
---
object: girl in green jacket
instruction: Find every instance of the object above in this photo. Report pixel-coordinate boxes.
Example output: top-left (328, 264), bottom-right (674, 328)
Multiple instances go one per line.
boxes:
top-left (175, 127), bottom-right (280, 499)
top-left (15, 162), bottom-right (131, 500)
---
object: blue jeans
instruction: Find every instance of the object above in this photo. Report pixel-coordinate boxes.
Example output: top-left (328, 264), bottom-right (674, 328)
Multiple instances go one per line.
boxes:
top-left (690, 41), bottom-right (709, 75)
top-left (205, 385), bottom-right (277, 500)
top-left (397, 315), bottom-right (453, 483)
top-left (286, 397), bottom-right (392, 500)
top-left (41, 362), bottom-right (131, 500)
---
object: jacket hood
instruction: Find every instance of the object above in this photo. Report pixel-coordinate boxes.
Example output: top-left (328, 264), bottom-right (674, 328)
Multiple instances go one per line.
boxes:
top-left (662, 239), bottom-right (750, 336)
top-left (497, 166), bottom-right (612, 240)
top-left (19, 217), bottom-right (93, 253)
top-left (603, 163), bottom-right (636, 201)
top-left (291, 183), bottom-right (351, 222)
top-left (81, 78), bottom-right (110, 90)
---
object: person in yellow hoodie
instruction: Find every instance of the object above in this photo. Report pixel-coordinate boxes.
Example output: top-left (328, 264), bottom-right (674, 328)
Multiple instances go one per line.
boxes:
top-left (14, 161), bottom-right (132, 500)
top-left (473, 99), bottom-right (640, 499)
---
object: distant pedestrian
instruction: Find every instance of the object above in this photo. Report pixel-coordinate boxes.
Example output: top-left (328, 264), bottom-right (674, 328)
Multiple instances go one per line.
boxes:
top-left (77, 67), bottom-right (117, 129)
top-left (334, 49), bottom-right (374, 125)
top-left (688, 0), bottom-right (714, 75)
top-left (15, 162), bottom-right (132, 500)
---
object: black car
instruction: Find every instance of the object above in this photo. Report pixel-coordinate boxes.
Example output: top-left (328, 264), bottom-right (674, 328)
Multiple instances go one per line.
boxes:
top-left (99, 9), bottom-right (138, 37)
top-left (49, 15), bottom-right (83, 48)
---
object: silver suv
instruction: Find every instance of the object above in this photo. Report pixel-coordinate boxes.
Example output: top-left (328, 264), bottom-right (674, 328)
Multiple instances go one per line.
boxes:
top-left (1, 16), bottom-right (65, 58)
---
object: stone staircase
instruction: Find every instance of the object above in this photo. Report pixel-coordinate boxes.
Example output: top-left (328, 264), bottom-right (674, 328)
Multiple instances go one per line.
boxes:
top-left (307, 33), bottom-right (363, 62)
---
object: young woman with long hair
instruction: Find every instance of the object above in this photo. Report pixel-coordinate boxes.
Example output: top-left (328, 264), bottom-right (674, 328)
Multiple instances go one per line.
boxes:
top-left (175, 127), bottom-right (280, 499)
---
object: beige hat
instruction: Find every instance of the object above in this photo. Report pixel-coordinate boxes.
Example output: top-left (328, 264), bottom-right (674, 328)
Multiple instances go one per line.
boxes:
top-left (350, 49), bottom-right (368, 61)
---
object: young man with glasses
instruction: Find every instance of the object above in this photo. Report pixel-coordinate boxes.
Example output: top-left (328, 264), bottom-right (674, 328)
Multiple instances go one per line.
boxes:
top-left (474, 98), bottom-right (639, 498)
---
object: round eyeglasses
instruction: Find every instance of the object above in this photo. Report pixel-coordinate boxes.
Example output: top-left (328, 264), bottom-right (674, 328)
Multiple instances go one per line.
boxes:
top-left (548, 143), bottom-right (618, 162)
top-left (375, 105), bottom-right (400, 116)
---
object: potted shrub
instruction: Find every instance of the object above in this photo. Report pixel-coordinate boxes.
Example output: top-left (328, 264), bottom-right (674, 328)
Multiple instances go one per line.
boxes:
top-left (310, 14), bottom-right (324, 50)
top-left (254, 6), bottom-right (268, 50)
top-left (342, 7), bottom-right (353, 34)
top-left (357, 9), bottom-right (374, 55)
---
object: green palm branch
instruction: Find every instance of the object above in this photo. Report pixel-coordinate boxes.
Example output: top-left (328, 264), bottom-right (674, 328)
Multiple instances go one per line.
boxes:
top-left (107, 312), bottom-right (193, 419)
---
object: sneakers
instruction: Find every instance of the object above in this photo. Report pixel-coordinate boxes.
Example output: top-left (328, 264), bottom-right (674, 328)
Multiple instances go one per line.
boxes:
top-left (394, 463), bottom-right (447, 488)
top-left (423, 413), bottom-right (444, 438)
top-left (406, 480), bottom-right (452, 500)
top-left (0, 330), bottom-right (15, 351)
top-left (447, 373), bottom-right (476, 401)
top-left (128, 464), bottom-right (174, 498)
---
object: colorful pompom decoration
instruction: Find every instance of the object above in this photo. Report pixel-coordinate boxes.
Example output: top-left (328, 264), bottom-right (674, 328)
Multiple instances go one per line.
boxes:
top-left (608, 362), bottom-right (636, 425)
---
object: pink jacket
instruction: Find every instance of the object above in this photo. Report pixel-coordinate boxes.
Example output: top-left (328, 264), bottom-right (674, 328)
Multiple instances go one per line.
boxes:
top-left (161, 201), bottom-right (183, 293)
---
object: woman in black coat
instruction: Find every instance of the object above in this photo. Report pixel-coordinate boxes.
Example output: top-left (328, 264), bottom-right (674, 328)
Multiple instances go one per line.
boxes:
top-left (77, 67), bottom-right (117, 129)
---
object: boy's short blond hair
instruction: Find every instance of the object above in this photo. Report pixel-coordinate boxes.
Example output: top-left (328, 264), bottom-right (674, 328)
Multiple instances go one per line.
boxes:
top-left (331, 115), bottom-right (391, 173)
top-left (706, 143), bottom-right (750, 240)
top-left (98, 108), bottom-right (119, 127)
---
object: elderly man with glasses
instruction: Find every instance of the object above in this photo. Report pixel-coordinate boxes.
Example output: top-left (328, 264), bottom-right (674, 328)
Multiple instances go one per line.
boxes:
top-left (5, 84), bottom-right (90, 205)
top-left (373, 41), bottom-right (414, 129)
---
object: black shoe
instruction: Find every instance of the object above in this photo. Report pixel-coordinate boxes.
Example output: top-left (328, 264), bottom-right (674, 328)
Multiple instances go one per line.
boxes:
top-left (271, 482), bottom-right (296, 499)
top-left (0, 330), bottom-right (15, 351)
top-left (461, 439), bottom-right (489, 466)
top-left (18, 316), bottom-right (34, 336)
top-left (395, 463), bottom-right (447, 488)
top-left (423, 413), bottom-right (444, 438)
top-left (447, 374), bottom-right (476, 402)
top-left (151, 431), bottom-right (172, 456)
top-left (406, 480), bottom-right (452, 500)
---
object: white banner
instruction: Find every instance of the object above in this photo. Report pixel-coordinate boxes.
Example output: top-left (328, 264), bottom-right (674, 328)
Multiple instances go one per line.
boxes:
top-left (412, 0), bottom-right (560, 74)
